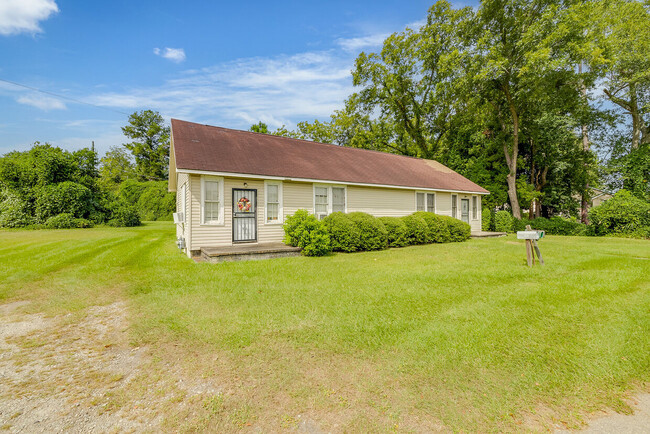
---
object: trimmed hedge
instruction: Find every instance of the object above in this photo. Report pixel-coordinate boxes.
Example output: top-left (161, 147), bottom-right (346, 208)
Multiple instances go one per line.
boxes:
top-left (402, 214), bottom-right (429, 245)
top-left (284, 210), bottom-right (472, 257)
top-left (323, 212), bottom-right (361, 252)
top-left (513, 216), bottom-right (586, 236)
top-left (378, 217), bottom-right (409, 247)
top-left (482, 208), bottom-right (494, 231)
top-left (107, 204), bottom-right (141, 227)
top-left (347, 212), bottom-right (388, 251)
top-left (283, 209), bottom-right (332, 256)
top-left (440, 215), bottom-right (471, 242)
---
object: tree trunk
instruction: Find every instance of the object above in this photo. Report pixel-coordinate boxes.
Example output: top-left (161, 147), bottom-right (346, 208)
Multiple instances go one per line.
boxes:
top-left (504, 86), bottom-right (521, 220)
top-left (579, 62), bottom-right (590, 224)
top-left (630, 82), bottom-right (640, 150)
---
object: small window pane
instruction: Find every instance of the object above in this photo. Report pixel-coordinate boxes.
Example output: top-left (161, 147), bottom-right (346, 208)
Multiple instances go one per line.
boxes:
top-left (205, 201), bottom-right (219, 221)
top-left (472, 196), bottom-right (478, 219)
top-left (267, 203), bottom-right (278, 221)
top-left (332, 187), bottom-right (345, 213)
top-left (267, 184), bottom-right (278, 203)
top-left (452, 195), bottom-right (457, 218)
top-left (205, 181), bottom-right (219, 201)
top-left (427, 193), bottom-right (435, 212)
top-left (416, 193), bottom-right (425, 211)
top-left (315, 187), bottom-right (328, 215)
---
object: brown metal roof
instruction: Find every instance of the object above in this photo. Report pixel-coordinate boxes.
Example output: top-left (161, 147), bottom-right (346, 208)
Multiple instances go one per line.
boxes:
top-left (171, 119), bottom-right (489, 194)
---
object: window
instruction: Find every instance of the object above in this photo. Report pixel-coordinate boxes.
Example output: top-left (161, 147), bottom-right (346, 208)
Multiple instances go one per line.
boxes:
top-left (265, 181), bottom-right (282, 224)
top-left (332, 187), bottom-right (345, 213)
top-left (416, 193), bottom-right (425, 211)
top-left (472, 196), bottom-right (478, 220)
top-left (314, 185), bottom-right (346, 218)
top-left (451, 194), bottom-right (458, 219)
top-left (315, 186), bottom-right (328, 217)
top-left (180, 184), bottom-right (187, 223)
top-left (201, 176), bottom-right (223, 225)
top-left (416, 192), bottom-right (436, 212)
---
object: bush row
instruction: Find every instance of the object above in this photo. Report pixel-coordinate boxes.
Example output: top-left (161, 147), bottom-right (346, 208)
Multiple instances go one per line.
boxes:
top-left (284, 210), bottom-right (472, 256)
top-left (480, 190), bottom-right (649, 238)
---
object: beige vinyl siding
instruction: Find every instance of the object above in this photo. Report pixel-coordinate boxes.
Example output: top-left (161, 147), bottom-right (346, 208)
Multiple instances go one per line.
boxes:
top-left (176, 172), bottom-right (190, 243)
top-left (346, 186), bottom-right (414, 217)
top-left (189, 176), bottom-right (315, 249)
top-left (187, 174), bottom-right (484, 250)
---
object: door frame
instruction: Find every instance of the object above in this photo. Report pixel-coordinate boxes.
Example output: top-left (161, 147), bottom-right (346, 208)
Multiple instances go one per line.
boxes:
top-left (232, 188), bottom-right (258, 243)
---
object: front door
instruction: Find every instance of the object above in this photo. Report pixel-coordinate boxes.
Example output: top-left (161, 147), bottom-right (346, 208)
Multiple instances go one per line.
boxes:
top-left (461, 199), bottom-right (470, 224)
top-left (232, 189), bottom-right (257, 243)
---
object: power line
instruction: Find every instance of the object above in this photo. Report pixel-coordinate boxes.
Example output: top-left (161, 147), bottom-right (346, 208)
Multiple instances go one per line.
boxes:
top-left (0, 77), bottom-right (131, 116)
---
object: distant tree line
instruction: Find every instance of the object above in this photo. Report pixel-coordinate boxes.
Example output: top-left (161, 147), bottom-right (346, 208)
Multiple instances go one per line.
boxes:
top-left (256, 0), bottom-right (649, 222)
top-left (0, 110), bottom-right (175, 229)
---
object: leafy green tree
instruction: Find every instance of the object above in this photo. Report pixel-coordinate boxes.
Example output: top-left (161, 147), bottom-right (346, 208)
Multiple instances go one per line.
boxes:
top-left (122, 110), bottom-right (170, 181)
top-left (99, 146), bottom-right (136, 190)
top-left (249, 122), bottom-right (270, 134)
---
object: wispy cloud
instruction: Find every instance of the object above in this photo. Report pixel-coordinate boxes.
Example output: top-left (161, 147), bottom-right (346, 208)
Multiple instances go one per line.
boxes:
top-left (153, 47), bottom-right (186, 63)
top-left (0, 0), bottom-right (58, 36)
top-left (16, 93), bottom-right (66, 110)
top-left (89, 50), bottom-right (355, 129)
top-left (336, 33), bottom-right (389, 52)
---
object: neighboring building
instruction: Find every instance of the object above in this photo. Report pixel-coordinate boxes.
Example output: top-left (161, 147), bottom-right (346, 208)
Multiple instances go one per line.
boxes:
top-left (168, 119), bottom-right (489, 257)
top-left (590, 188), bottom-right (613, 207)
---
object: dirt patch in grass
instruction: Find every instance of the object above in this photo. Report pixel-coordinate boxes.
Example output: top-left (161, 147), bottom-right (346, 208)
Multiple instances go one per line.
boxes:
top-left (0, 300), bottom-right (232, 433)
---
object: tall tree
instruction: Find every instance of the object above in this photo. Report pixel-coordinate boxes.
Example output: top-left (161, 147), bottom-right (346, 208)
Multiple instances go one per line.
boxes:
top-left (249, 122), bottom-right (270, 134)
top-left (99, 146), bottom-right (136, 190)
top-left (122, 110), bottom-right (170, 181)
top-left (352, 1), bottom-right (471, 159)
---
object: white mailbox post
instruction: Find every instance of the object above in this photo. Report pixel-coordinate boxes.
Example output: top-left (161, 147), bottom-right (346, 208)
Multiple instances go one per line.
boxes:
top-left (516, 226), bottom-right (545, 267)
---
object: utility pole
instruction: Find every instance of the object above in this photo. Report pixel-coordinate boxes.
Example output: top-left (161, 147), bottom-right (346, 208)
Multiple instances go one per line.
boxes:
top-left (579, 62), bottom-right (590, 224)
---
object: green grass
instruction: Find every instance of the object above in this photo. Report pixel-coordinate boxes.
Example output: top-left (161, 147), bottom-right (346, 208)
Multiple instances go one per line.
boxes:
top-left (1, 222), bottom-right (649, 431)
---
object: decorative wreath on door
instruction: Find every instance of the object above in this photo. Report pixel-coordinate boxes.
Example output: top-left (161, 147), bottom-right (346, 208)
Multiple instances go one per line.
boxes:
top-left (237, 197), bottom-right (251, 212)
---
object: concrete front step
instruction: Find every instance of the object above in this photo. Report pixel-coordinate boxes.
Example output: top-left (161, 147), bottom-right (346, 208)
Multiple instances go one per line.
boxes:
top-left (200, 243), bottom-right (301, 263)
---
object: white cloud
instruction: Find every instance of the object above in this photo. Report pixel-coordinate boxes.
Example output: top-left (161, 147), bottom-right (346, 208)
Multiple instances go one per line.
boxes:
top-left (89, 50), bottom-right (355, 129)
top-left (153, 47), bottom-right (186, 63)
top-left (16, 93), bottom-right (66, 110)
top-left (336, 33), bottom-right (389, 52)
top-left (0, 0), bottom-right (58, 36)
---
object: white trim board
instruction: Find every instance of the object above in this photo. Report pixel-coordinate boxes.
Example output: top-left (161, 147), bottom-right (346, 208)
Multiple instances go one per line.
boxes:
top-left (176, 168), bottom-right (490, 195)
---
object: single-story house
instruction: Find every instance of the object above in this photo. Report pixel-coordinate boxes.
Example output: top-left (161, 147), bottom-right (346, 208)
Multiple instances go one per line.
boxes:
top-left (168, 119), bottom-right (489, 257)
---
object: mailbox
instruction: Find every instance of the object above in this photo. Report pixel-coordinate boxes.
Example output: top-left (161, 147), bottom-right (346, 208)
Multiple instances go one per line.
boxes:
top-left (516, 230), bottom-right (544, 240)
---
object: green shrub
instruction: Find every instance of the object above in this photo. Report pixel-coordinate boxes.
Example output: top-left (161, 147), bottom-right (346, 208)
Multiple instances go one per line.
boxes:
top-left (440, 215), bottom-right (471, 242)
top-left (414, 211), bottom-right (450, 243)
top-left (494, 210), bottom-right (513, 233)
top-left (117, 180), bottom-right (176, 221)
top-left (589, 190), bottom-right (650, 237)
top-left (378, 217), bottom-right (409, 247)
top-left (283, 210), bottom-right (331, 256)
top-left (0, 191), bottom-right (35, 228)
top-left (108, 204), bottom-right (141, 227)
top-left (482, 208), bottom-right (494, 231)
top-left (402, 214), bottom-right (428, 245)
top-left (284, 209), bottom-right (311, 247)
top-left (35, 181), bottom-right (94, 222)
top-left (45, 213), bottom-right (93, 229)
top-left (347, 212), bottom-right (387, 251)
top-left (323, 212), bottom-right (361, 252)
top-left (300, 224), bottom-right (332, 257)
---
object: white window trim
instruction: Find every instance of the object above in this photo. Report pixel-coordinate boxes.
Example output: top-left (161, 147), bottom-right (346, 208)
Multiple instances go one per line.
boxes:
top-left (472, 195), bottom-right (479, 220)
top-left (264, 180), bottom-right (283, 225)
top-left (451, 194), bottom-right (458, 219)
top-left (415, 191), bottom-right (436, 213)
top-left (201, 175), bottom-right (225, 226)
top-left (313, 184), bottom-right (347, 217)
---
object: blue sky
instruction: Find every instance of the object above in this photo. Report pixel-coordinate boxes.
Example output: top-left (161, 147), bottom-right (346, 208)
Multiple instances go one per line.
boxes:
top-left (0, 0), bottom-right (459, 156)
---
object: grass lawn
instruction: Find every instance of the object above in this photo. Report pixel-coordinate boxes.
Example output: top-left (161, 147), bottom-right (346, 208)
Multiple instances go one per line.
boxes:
top-left (1, 222), bottom-right (648, 431)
